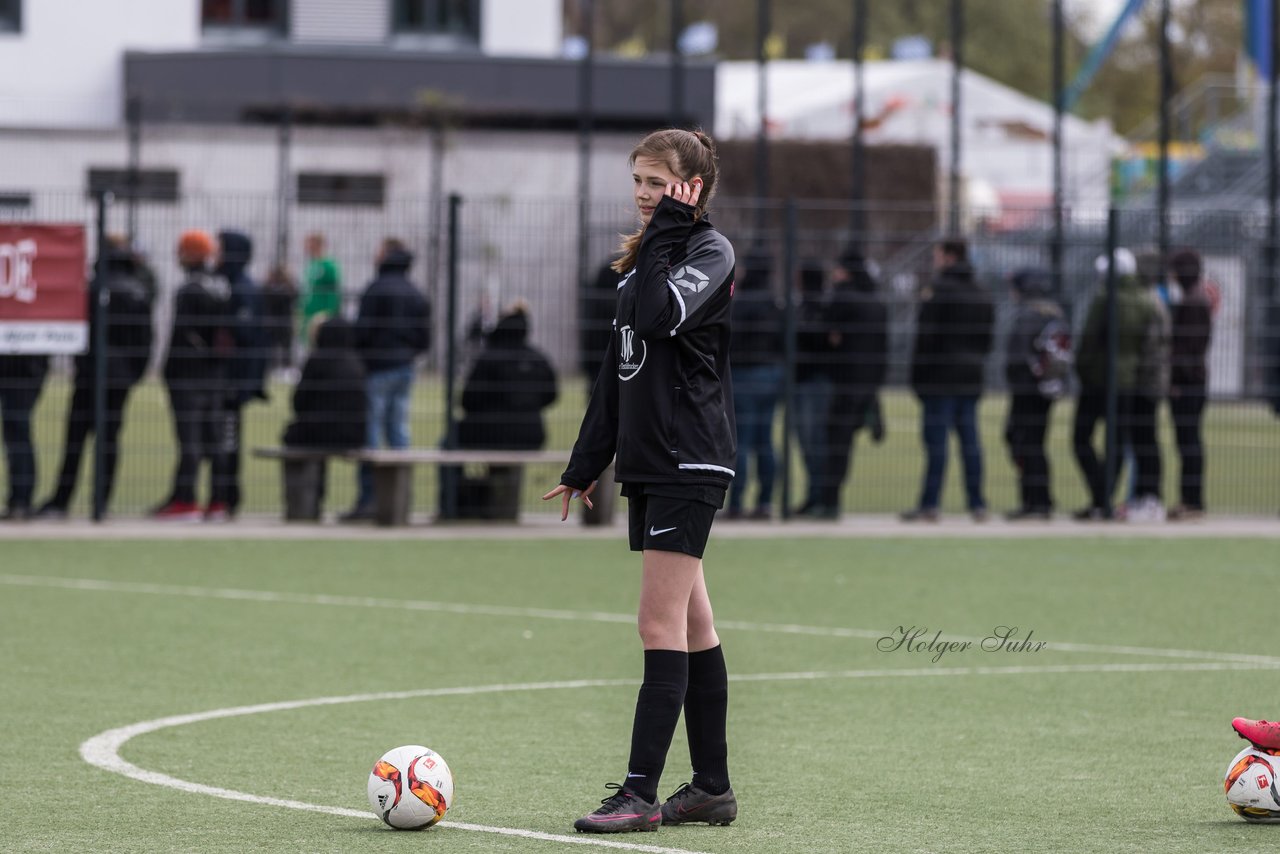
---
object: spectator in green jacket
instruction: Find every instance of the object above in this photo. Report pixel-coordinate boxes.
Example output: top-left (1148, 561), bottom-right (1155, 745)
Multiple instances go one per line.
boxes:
top-left (1071, 248), bottom-right (1164, 521)
top-left (300, 233), bottom-right (342, 343)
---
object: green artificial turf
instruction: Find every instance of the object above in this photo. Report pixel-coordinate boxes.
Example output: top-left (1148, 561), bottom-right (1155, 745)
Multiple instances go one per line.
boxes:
top-left (1, 536), bottom-right (1278, 852)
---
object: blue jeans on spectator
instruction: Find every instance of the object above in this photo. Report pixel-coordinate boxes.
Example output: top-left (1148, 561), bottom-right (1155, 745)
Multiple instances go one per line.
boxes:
top-left (356, 363), bottom-right (415, 508)
top-left (918, 394), bottom-right (986, 512)
top-left (728, 363), bottom-right (782, 514)
top-left (792, 376), bottom-right (832, 508)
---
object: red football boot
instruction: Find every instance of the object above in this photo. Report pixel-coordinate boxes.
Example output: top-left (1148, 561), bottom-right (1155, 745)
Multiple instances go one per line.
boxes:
top-left (1233, 718), bottom-right (1280, 752)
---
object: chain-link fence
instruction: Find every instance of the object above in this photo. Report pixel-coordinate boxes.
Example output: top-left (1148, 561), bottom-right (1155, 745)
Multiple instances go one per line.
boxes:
top-left (1, 190), bottom-right (1278, 521)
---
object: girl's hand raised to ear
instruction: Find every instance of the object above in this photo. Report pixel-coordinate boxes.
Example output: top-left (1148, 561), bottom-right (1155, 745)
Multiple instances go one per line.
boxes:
top-left (665, 179), bottom-right (702, 208)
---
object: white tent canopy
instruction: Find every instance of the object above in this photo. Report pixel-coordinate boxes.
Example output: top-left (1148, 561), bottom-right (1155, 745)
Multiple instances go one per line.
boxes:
top-left (716, 59), bottom-right (1119, 210)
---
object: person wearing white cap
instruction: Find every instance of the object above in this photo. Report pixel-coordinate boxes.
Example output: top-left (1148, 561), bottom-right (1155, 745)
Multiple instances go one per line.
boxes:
top-left (1070, 247), bottom-right (1164, 521)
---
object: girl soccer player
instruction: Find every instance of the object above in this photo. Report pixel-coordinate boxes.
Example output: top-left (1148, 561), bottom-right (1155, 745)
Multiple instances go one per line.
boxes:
top-left (543, 128), bottom-right (738, 833)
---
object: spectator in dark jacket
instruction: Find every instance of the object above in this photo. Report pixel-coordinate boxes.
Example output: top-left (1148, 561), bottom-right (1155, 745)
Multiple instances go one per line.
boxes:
top-left (262, 263), bottom-right (298, 373)
top-left (810, 247), bottom-right (888, 520)
top-left (726, 250), bottom-right (782, 519)
top-left (204, 229), bottom-right (267, 522)
top-left (1003, 268), bottom-right (1067, 520)
top-left (792, 260), bottom-right (832, 515)
top-left (284, 317), bottom-right (368, 450)
top-left (459, 303), bottom-right (557, 451)
top-left (153, 230), bottom-right (232, 521)
top-left (1072, 248), bottom-right (1164, 521)
top-left (455, 303), bottom-right (557, 519)
top-left (36, 247), bottom-right (153, 518)
top-left (1167, 249), bottom-right (1214, 519)
top-left (0, 354), bottom-right (48, 520)
top-left (579, 261), bottom-right (619, 380)
top-left (344, 238), bottom-right (432, 521)
top-left (902, 239), bottom-right (995, 522)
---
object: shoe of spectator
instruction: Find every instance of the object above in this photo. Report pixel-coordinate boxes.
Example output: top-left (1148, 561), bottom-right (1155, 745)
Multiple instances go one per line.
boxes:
top-left (152, 500), bottom-right (203, 522)
top-left (33, 502), bottom-right (68, 521)
top-left (339, 505), bottom-right (376, 523)
top-left (203, 502), bottom-right (232, 523)
top-left (1167, 505), bottom-right (1205, 522)
top-left (1072, 506), bottom-right (1112, 522)
top-left (723, 507), bottom-right (744, 521)
top-left (0, 505), bottom-right (32, 522)
top-left (1125, 496), bottom-right (1166, 523)
top-left (970, 507), bottom-right (989, 523)
top-left (748, 505), bottom-right (772, 521)
top-left (793, 500), bottom-right (814, 517)
top-left (1005, 506), bottom-right (1052, 521)
top-left (899, 507), bottom-right (939, 523)
top-left (813, 505), bottom-right (840, 521)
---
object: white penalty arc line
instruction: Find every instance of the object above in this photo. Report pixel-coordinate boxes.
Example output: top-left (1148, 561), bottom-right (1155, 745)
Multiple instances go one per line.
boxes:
top-left (81, 662), bottom-right (1280, 853)
top-left (6, 572), bottom-right (1280, 667)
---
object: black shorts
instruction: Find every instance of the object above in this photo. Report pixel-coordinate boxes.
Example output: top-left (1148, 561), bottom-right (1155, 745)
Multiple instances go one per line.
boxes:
top-left (623, 483), bottom-right (726, 558)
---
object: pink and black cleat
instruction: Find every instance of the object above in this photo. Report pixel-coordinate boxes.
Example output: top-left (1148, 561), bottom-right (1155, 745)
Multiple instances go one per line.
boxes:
top-left (1233, 718), bottom-right (1280, 753)
top-left (573, 783), bottom-right (661, 833)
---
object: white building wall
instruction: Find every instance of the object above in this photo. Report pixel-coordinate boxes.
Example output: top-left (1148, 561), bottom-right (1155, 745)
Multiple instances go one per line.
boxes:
top-left (0, 0), bottom-right (198, 129)
top-left (481, 0), bottom-right (561, 57)
top-left (292, 0), bottom-right (389, 44)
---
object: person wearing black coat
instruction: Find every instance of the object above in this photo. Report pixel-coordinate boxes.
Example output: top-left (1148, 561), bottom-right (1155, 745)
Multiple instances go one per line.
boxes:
top-left (344, 238), bottom-right (432, 521)
top-left (153, 230), bottom-right (232, 520)
top-left (205, 229), bottom-right (268, 521)
top-left (726, 250), bottom-right (782, 519)
top-left (1003, 268), bottom-right (1066, 520)
top-left (458, 305), bottom-right (558, 451)
top-left (1166, 249), bottom-right (1214, 519)
top-left (0, 354), bottom-right (49, 520)
top-left (455, 305), bottom-right (557, 519)
top-left (902, 239), bottom-right (995, 521)
top-left (810, 248), bottom-right (888, 519)
top-left (792, 261), bottom-right (833, 515)
top-left (36, 247), bottom-right (153, 518)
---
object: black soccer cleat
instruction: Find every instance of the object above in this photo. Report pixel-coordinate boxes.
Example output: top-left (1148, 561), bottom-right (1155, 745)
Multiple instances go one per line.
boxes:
top-left (573, 783), bottom-right (661, 833)
top-left (660, 782), bottom-right (738, 826)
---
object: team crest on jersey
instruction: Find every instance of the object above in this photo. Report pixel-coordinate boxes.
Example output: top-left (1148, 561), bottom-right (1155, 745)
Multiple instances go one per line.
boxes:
top-left (618, 324), bottom-right (646, 381)
top-left (671, 264), bottom-right (710, 293)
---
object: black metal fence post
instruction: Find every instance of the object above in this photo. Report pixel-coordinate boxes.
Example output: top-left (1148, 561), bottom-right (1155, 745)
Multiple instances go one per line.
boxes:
top-left (669, 0), bottom-right (684, 128)
top-left (1051, 0), bottom-right (1065, 298)
top-left (125, 96), bottom-right (141, 244)
top-left (850, 0), bottom-right (867, 245)
top-left (754, 0), bottom-right (770, 235)
top-left (780, 199), bottom-right (798, 521)
top-left (1103, 207), bottom-right (1120, 517)
top-left (92, 191), bottom-right (111, 523)
top-left (948, 0), bottom-right (964, 234)
top-left (438, 193), bottom-right (463, 520)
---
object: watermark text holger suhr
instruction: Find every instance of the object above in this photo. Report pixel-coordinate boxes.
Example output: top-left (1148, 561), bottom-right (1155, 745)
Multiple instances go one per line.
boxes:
top-left (877, 626), bottom-right (1047, 664)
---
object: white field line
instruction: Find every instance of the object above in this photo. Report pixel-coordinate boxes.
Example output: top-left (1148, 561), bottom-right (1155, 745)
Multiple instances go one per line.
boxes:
top-left (80, 663), bottom-right (1280, 851)
top-left (5, 572), bottom-right (1280, 666)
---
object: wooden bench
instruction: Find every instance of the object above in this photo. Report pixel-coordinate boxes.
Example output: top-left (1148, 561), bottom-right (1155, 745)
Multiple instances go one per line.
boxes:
top-left (354, 448), bottom-right (572, 526)
top-left (253, 447), bottom-right (572, 526)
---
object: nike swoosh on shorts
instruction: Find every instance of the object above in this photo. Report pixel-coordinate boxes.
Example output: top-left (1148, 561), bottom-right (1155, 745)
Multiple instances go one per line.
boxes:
top-left (649, 525), bottom-right (677, 536)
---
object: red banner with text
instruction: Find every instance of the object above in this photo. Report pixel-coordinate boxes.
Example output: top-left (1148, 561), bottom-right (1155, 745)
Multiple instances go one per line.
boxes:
top-left (0, 224), bottom-right (88, 354)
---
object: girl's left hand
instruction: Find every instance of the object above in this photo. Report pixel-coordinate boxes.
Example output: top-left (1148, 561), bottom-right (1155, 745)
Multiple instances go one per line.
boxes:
top-left (665, 179), bottom-right (702, 208)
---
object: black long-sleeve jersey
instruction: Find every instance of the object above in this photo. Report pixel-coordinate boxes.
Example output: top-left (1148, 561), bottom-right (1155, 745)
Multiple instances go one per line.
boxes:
top-left (561, 195), bottom-right (737, 491)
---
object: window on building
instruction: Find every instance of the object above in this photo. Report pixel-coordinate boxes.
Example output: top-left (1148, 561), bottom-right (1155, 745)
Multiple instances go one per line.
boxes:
top-left (392, 0), bottom-right (479, 40)
top-left (86, 169), bottom-right (181, 203)
top-left (202, 0), bottom-right (287, 36)
top-left (297, 172), bottom-right (385, 207)
top-left (0, 192), bottom-right (32, 208)
top-left (0, 0), bottom-right (22, 33)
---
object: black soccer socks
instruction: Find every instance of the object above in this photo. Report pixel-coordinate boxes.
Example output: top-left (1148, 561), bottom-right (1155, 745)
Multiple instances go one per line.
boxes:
top-left (624, 649), bottom-right (689, 803)
top-left (684, 644), bottom-right (731, 795)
